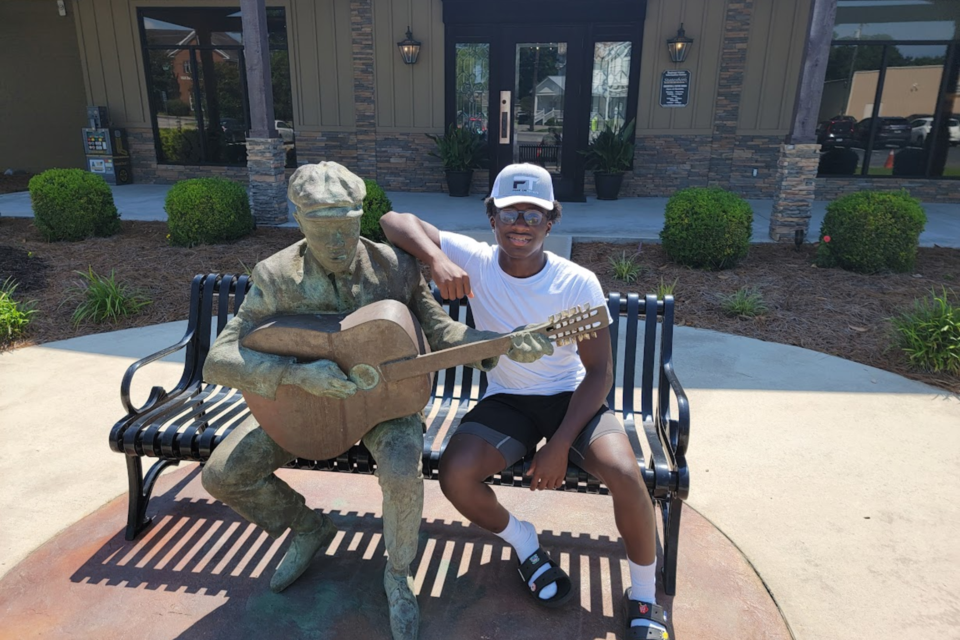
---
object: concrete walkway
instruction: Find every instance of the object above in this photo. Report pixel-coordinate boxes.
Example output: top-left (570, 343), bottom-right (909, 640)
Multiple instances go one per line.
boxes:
top-left (1, 322), bottom-right (958, 639)
top-left (2, 184), bottom-right (958, 247)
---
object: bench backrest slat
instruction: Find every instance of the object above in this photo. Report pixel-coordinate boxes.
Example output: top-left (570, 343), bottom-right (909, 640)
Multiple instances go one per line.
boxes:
top-left (216, 274), bottom-right (235, 336)
top-left (605, 293), bottom-right (621, 411)
top-left (621, 293), bottom-right (641, 415)
top-left (641, 294), bottom-right (660, 421)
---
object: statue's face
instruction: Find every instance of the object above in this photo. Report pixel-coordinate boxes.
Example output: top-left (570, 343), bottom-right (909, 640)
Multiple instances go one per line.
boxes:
top-left (295, 212), bottom-right (362, 274)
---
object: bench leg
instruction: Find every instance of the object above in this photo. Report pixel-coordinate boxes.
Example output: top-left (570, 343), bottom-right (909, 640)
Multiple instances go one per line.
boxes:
top-left (660, 495), bottom-right (682, 596)
top-left (124, 456), bottom-right (179, 541)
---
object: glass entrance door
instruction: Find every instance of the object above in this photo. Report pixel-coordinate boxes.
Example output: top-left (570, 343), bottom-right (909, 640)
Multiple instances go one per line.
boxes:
top-left (494, 28), bottom-right (585, 201)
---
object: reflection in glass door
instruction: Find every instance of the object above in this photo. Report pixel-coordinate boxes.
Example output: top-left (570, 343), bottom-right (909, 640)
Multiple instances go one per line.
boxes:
top-left (513, 42), bottom-right (566, 173)
top-left (589, 42), bottom-right (632, 141)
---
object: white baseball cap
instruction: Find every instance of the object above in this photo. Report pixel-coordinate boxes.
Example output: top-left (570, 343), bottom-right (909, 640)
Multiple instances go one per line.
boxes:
top-left (491, 163), bottom-right (555, 210)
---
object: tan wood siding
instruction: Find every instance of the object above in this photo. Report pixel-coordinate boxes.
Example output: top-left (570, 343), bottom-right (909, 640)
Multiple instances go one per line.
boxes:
top-left (637, 0), bottom-right (726, 134)
top-left (0, 0), bottom-right (87, 171)
top-left (738, 0), bottom-right (812, 134)
top-left (373, 0), bottom-right (444, 132)
top-left (291, 0), bottom-right (355, 131)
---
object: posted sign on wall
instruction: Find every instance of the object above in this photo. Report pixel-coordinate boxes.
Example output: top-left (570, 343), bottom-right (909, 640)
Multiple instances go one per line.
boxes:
top-left (660, 70), bottom-right (690, 108)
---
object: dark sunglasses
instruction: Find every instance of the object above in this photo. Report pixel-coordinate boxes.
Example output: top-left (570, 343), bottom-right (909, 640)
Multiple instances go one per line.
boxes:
top-left (497, 208), bottom-right (545, 226)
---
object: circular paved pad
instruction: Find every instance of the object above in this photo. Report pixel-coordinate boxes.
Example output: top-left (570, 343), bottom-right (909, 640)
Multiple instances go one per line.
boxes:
top-left (0, 466), bottom-right (790, 639)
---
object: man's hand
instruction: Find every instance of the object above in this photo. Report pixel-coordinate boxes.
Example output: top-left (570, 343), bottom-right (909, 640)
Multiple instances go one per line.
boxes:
top-left (431, 254), bottom-right (473, 300)
top-left (526, 440), bottom-right (569, 491)
top-left (506, 329), bottom-right (554, 363)
top-left (281, 359), bottom-right (358, 399)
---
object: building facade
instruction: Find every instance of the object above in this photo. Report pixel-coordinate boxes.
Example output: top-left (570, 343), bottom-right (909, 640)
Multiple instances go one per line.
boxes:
top-left (2, 0), bottom-right (958, 205)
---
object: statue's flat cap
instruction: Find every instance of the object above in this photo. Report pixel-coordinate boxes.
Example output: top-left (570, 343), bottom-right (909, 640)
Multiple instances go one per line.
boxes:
top-left (288, 162), bottom-right (367, 216)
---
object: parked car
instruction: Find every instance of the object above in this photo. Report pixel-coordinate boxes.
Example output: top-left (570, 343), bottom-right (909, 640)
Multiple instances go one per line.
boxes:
top-left (854, 117), bottom-right (911, 149)
top-left (816, 116), bottom-right (856, 148)
top-left (275, 120), bottom-right (295, 144)
top-left (909, 116), bottom-right (960, 146)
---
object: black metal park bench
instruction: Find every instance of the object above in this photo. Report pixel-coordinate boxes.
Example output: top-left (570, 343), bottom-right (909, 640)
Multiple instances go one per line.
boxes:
top-left (109, 273), bottom-right (690, 594)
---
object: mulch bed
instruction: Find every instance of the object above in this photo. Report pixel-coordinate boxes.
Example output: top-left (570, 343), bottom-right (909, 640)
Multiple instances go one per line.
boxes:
top-left (2, 217), bottom-right (958, 394)
top-left (0, 174), bottom-right (34, 195)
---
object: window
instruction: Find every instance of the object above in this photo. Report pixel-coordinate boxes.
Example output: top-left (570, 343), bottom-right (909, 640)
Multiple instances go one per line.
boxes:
top-left (140, 7), bottom-right (295, 167)
top-left (818, 1), bottom-right (960, 178)
top-left (589, 42), bottom-right (632, 142)
top-left (454, 43), bottom-right (489, 138)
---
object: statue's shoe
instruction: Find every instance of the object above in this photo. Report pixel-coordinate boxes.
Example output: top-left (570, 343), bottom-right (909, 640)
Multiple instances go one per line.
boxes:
top-left (384, 568), bottom-right (420, 640)
top-left (269, 513), bottom-right (338, 593)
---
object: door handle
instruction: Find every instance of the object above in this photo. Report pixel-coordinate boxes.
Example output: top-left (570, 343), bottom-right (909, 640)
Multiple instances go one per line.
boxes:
top-left (499, 91), bottom-right (511, 144)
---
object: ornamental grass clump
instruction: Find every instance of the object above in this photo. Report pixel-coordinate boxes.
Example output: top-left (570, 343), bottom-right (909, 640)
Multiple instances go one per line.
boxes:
top-left (608, 251), bottom-right (644, 283)
top-left (656, 276), bottom-right (679, 300)
top-left (0, 278), bottom-right (37, 343)
top-left (29, 169), bottom-right (121, 241)
top-left (66, 267), bottom-right (152, 327)
top-left (890, 287), bottom-right (960, 374)
top-left (660, 187), bottom-right (753, 270)
top-left (816, 190), bottom-right (926, 274)
top-left (719, 287), bottom-right (768, 318)
top-left (165, 178), bottom-right (254, 247)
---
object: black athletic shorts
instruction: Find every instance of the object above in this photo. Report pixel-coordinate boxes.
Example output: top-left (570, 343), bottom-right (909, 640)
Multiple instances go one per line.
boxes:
top-left (454, 391), bottom-right (624, 468)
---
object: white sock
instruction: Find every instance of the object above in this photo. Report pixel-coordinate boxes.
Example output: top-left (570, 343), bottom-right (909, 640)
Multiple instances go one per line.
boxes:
top-left (495, 514), bottom-right (558, 600)
top-left (628, 559), bottom-right (666, 630)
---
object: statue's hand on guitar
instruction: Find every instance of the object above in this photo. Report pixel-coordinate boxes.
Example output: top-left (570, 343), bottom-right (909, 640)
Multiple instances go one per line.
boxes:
top-left (506, 327), bottom-right (555, 363)
top-left (468, 326), bottom-right (555, 370)
top-left (281, 359), bottom-right (358, 399)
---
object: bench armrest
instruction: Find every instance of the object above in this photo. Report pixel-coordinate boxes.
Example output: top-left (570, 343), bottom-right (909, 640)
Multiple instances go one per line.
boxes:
top-left (658, 360), bottom-right (690, 498)
top-left (120, 330), bottom-right (195, 415)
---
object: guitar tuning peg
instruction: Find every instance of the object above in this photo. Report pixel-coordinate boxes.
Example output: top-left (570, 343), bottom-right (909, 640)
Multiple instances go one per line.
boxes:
top-left (591, 332), bottom-right (598, 339)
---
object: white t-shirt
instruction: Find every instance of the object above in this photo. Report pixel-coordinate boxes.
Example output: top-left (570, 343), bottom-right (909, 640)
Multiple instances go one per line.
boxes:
top-left (439, 231), bottom-right (609, 398)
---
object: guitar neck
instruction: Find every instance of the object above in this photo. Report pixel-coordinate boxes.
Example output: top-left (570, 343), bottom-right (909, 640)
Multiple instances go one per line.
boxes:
top-left (380, 333), bottom-right (519, 382)
top-left (380, 302), bottom-right (607, 382)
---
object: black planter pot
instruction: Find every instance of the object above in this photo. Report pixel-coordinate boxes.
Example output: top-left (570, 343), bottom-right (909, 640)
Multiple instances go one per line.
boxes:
top-left (594, 172), bottom-right (624, 201)
top-left (445, 170), bottom-right (474, 197)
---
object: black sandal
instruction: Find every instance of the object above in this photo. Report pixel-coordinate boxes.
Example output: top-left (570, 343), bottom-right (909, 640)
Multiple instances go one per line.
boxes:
top-left (517, 546), bottom-right (574, 609)
top-left (622, 587), bottom-right (669, 639)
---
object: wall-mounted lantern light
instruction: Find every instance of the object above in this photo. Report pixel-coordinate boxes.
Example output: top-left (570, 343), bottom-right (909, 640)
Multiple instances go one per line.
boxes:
top-left (397, 27), bottom-right (421, 65)
top-left (667, 24), bottom-right (693, 63)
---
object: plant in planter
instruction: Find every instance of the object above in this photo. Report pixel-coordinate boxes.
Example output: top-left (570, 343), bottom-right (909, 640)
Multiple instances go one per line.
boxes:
top-left (426, 124), bottom-right (487, 197)
top-left (580, 119), bottom-right (636, 200)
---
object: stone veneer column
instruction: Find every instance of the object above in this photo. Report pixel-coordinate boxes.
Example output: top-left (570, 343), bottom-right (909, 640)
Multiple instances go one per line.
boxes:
top-left (350, 0), bottom-right (377, 180)
top-left (708, 0), bottom-right (754, 188)
top-left (246, 138), bottom-right (289, 225)
top-left (769, 143), bottom-right (820, 242)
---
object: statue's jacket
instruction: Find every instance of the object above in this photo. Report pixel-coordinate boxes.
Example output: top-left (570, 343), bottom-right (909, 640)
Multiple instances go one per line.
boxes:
top-left (204, 238), bottom-right (495, 400)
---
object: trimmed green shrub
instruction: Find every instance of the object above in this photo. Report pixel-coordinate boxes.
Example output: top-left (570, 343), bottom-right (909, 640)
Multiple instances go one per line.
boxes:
top-left (29, 169), bottom-right (121, 241)
top-left (66, 267), bottom-right (152, 326)
top-left (0, 278), bottom-right (37, 343)
top-left (165, 178), bottom-right (254, 247)
top-left (361, 179), bottom-right (392, 243)
top-left (890, 287), bottom-right (960, 374)
top-left (815, 190), bottom-right (926, 274)
top-left (660, 187), bottom-right (753, 270)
